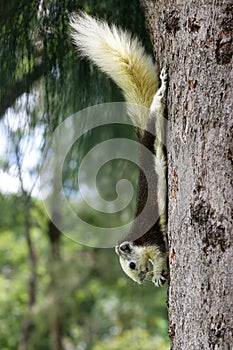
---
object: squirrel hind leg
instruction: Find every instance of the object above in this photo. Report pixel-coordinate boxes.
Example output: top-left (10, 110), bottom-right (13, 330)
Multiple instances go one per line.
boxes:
top-left (159, 67), bottom-right (168, 88)
top-left (150, 66), bottom-right (168, 113)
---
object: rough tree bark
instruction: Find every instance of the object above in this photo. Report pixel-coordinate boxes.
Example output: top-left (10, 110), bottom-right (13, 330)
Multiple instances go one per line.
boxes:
top-left (141, 1), bottom-right (233, 349)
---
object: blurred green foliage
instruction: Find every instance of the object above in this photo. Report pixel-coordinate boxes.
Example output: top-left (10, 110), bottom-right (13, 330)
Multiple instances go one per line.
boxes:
top-left (0, 195), bottom-right (169, 349)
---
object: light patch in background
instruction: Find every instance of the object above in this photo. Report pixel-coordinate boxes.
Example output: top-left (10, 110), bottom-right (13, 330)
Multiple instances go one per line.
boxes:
top-left (0, 92), bottom-right (44, 197)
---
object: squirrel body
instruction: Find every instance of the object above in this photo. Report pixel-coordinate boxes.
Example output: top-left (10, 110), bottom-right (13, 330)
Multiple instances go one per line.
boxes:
top-left (70, 12), bottom-right (168, 286)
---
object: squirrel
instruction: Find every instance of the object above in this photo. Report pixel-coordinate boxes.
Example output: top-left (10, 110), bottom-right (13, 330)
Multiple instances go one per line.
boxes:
top-left (70, 12), bottom-right (168, 286)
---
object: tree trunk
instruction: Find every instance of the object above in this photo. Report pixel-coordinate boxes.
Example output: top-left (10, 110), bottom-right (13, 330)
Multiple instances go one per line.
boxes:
top-left (47, 216), bottom-right (64, 350)
top-left (141, 1), bottom-right (233, 349)
top-left (18, 205), bottom-right (37, 350)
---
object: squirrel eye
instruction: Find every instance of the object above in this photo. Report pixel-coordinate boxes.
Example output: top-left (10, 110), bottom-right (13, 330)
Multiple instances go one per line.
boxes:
top-left (129, 262), bottom-right (136, 270)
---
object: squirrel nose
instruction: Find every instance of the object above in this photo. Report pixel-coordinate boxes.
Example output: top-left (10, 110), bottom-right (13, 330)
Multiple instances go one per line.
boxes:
top-left (138, 271), bottom-right (146, 283)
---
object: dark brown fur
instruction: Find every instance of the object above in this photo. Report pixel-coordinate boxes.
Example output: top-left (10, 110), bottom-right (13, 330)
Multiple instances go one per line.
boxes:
top-left (120, 117), bottom-right (166, 254)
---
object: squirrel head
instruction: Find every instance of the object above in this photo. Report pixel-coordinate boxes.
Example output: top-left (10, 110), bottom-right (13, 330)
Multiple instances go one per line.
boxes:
top-left (115, 241), bottom-right (149, 284)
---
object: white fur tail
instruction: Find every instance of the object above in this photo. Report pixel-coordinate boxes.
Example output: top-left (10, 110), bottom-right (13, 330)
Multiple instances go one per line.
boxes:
top-left (70, 12), bottom-right (159, 130)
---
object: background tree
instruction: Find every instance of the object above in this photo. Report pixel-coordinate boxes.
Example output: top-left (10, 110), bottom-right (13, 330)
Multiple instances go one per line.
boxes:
top-left (141, 0), bottom-right (233, 348)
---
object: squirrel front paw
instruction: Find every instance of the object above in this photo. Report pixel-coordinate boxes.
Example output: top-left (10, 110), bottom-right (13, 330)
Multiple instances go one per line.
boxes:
top-left (152, 274), bottom-right (167, 287)
top-left (152, 270), bottom-right (168, 287)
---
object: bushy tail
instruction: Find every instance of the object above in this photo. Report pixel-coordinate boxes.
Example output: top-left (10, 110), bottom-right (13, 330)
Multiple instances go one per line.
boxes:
top-left (70, 12), bottom-right (159, 131)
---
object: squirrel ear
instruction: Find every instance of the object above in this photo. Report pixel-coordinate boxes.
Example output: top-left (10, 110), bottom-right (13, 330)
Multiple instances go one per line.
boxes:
top-left (115, 246), bottom-right (120, 255)
top-left (119, 242), bottom-right (132, 254)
